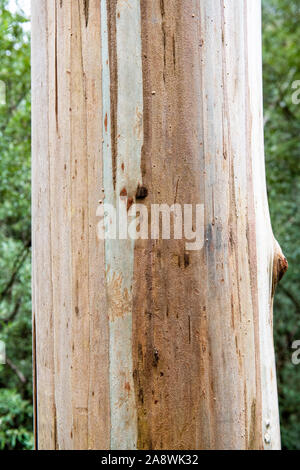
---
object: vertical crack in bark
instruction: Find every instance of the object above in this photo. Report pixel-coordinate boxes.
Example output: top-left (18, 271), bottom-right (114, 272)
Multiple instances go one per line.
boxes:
top-left (55, 1), bottom-right (58, 132)
top-left (160, 0), bottom-right (166, 82)
top-left (32, 313), bottom-right (38, 449)
top-left (106, 1), bottom-right (118, 189)
top-left (172, 34), bottom-right (176, 71)
top-left (83, 0), bottom-right (89, 28)
top-left (53, 402), bottom-right (58, 450)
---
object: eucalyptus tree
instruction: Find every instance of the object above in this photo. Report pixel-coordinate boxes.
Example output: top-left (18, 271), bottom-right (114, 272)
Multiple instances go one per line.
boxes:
top-left (32, 0), bottom-right (287, 450)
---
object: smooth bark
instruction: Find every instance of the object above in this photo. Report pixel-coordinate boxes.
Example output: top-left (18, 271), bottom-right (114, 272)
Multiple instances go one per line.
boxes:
top-left (32, 0), bottom-right (287, 450)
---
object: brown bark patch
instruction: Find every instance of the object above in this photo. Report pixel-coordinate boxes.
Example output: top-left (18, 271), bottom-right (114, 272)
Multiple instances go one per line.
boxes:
top-left (107, 272), bottom-right (131, 322)
top-left (272, 239), bottom-right (288, 296)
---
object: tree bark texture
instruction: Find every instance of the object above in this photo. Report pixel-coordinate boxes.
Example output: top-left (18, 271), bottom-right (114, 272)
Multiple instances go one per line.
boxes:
top-left (32, 0), bottom-right (287, 450)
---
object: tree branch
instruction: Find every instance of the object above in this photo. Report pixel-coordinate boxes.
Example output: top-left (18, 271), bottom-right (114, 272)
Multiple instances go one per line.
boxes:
top-left (0, 242), bottom-right (30, 302)
top-left (6, 358), bottom-right (27, 385)
top-left (280, 284), bottom-right (300, 312)
top-left (0, 298), bottom-right (21, 326)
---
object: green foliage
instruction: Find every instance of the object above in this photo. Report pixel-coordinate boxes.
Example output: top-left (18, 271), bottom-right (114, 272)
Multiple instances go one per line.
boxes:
top-left (0, 0), bottom-right (299, 451)
top-left (0, 0), bottom-right (32, 450)
top-left (263, 0), bottom-right (300, 450)
top-left (0, 389), bottom-right (33, 450)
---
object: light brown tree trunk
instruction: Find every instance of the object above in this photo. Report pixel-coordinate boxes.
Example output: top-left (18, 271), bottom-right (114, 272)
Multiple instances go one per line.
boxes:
top-left (32, 0), bottom-right (287, 450)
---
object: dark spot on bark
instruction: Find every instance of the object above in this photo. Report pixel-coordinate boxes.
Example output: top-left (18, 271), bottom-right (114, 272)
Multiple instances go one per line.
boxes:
top-left (120, 187), bottom-right (127, 197)
top-left (136, 185), bottom-right (148, 199)
top-left (138, 388), bottom-right (144, 404)
top-left (125, 382), bottom-right (131, 392)
top-left (104, 113), bottom-right (108, 133)
top-left (121, 162), bottom-right (125, 171)
top-left (75, 306), bottom-right (79, 316)
top-left (153, 348), bottom-right (159, 367)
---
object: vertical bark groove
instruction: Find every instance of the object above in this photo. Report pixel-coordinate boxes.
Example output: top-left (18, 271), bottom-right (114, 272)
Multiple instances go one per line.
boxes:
top-left (106, 0), bottom-right (118, 189)
top-left (83, 0), bottom-right (89, 27)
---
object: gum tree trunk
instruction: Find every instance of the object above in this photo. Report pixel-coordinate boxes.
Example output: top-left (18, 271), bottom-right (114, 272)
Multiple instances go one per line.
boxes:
top-left (32, 0), bottom-right (287, 450)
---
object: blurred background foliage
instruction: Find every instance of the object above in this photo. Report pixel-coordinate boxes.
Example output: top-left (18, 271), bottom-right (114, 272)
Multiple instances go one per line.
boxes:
top-left (0, 0), bottom-right (298, 450)
top-left (0, 0), bottom-right (32, 450)
top-left (263, 0), bottom-right (300, 450)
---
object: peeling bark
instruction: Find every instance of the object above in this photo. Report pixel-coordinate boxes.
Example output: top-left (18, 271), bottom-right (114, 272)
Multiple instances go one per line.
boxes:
top-left (272, 240), bottom-right (288, 297)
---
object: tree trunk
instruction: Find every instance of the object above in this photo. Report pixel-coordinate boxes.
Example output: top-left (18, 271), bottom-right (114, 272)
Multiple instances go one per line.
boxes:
top-left (32, 0), bottom-right (287, 450)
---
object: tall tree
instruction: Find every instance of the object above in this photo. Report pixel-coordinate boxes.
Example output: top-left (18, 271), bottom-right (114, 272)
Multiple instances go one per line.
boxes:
top-left (32, 0), bottom-right (287, 450)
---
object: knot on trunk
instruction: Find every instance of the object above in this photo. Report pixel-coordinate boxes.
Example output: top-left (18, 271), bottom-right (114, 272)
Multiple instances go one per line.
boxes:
top-left (272, 239), bottom-right (288, 296)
